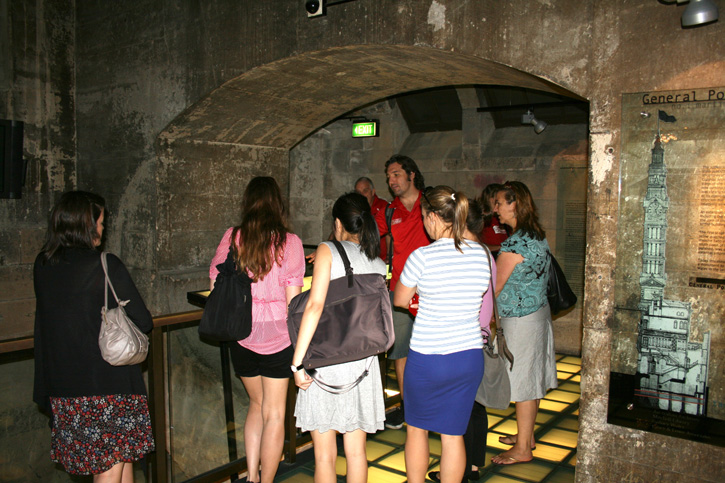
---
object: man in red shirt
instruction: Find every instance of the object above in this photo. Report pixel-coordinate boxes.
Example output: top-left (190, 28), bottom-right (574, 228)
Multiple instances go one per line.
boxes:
top-left (375, 155), bottom-right (431, 429)
top-left (355, 176), bottom-right (389, 261)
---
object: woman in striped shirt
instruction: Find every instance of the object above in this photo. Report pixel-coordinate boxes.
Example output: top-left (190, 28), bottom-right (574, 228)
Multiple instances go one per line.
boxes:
top-left (394, 186), bottom-right (492, 483)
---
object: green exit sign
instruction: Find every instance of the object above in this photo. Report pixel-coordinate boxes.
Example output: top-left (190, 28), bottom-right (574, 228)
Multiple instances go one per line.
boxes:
top-left (352, 121), bottom-right (378, 138)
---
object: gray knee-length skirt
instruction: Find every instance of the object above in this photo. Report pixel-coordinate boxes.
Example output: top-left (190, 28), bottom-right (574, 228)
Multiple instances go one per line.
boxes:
top-left (500, 304), bottom-right (558, 401)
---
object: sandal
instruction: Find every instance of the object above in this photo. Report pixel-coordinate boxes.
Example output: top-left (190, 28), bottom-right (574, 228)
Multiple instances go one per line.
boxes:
top-left (498, 435), bottom-right (536, 449)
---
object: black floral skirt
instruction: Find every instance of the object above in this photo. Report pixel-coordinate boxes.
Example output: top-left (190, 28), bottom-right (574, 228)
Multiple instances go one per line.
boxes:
top-left (50, 394), bottom-right (155, 475)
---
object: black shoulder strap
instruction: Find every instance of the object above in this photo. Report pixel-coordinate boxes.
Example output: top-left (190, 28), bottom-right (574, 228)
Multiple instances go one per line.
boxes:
top-left (385, 205), bottom-right (395, 268)
top-left (330, 240), bottom-right (354, 288)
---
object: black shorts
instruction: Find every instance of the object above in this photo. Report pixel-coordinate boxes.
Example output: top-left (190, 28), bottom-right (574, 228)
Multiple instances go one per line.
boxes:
top-left (228, 343), bottom-right (293, 379)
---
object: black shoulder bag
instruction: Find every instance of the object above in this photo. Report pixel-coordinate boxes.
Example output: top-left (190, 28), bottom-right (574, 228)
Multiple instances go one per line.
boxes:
top-left (384, 204), bottom-right (395, 285)
top-left (546, 251), bottom-right (577, 316)
top-left (287, 240), bottom-right (394, 392)
top-left (199, 242), bottom-right (254, 342)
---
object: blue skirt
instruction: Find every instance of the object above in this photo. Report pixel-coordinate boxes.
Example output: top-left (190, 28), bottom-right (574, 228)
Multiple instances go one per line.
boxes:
top-left (403, 349), bottom-right (484, 435)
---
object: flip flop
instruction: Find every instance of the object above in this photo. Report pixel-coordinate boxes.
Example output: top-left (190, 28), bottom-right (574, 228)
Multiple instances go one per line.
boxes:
top-left (492, 455), bottom-right (533, 466)
top-left (498, 435), bottom-right (536, 449)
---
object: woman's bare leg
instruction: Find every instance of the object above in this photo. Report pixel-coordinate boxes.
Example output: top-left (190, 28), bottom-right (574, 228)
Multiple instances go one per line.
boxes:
top-left (311, 429), bottom-right (338, 483)
top-left (93, 461), bottom-right (128, 483)
top-left (405, 424), bottom-right (429, 483)
top-left (492, 399), bottom-right (537, 464)
top-left (241, 376), bottom-right (264, 482)
top-left (439, 434), bottom-right (466, 483)
top-left (342, 429), bottom-right (368, 483)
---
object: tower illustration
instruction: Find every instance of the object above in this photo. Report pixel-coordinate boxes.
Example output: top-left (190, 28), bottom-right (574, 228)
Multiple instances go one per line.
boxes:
top-left (635, 133), bottom-right (710, 416)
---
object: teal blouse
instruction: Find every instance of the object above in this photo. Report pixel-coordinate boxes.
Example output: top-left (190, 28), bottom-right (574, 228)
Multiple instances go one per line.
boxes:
top-left (498, 231), bottom-right (550, 318)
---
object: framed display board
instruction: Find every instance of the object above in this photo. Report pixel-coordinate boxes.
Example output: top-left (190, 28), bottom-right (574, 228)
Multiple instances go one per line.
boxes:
top-left (608, 88), bottom-right (725, 446)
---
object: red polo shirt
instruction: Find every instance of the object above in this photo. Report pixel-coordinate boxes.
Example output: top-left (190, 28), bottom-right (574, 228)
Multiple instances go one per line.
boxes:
top-left (375, 191), bottom-right (431, 290)
top-left (371, 195), bottom-right (389, 261)
top-left (480, 214), bottom-right (509, 248)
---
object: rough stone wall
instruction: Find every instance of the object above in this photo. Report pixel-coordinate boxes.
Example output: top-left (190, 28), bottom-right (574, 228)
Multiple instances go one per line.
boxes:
top-left (1, 1), bottom-right (724, 481)
top-left (0, 1), bottom-right (76, 480)
top-left (74, 1), bottom-right (300, 315)
top-left (0, 0), bottom-right (76, 340)
top-left (579, 2), bottom-right (725, 482)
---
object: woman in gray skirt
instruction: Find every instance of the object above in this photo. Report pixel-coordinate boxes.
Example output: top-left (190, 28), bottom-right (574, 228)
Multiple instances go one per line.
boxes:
top-left (490, 181), bottom-right (557, 466)
top-left (292, 192), bottom-right (387, 483)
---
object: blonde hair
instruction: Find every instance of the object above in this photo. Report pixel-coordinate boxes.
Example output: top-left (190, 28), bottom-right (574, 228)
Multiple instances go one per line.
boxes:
top-left (421, 185), bottom-right (469, 252)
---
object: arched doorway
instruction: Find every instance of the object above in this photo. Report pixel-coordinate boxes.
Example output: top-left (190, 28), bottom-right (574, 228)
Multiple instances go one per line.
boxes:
top-left (156, 43), bottom-right (588, 477)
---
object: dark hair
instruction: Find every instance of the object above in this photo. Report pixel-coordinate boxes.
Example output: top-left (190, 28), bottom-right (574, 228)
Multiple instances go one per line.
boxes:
top-left (420, 185), bottom-right (469, 252)
top-left (466, 199), bottom-right (484, 241)
top-left (332, 192), bottom-right (381, 261)
top-left (40, 191), bottom-right (106, 264)
top-left (385, 154), bottom-right (425, 191)
top-left (480, 183), bottom-right (504, 215)
top-left (233, 177), bottom-right (290, 281)
top-left (499, 181), bottom-right (546, 241)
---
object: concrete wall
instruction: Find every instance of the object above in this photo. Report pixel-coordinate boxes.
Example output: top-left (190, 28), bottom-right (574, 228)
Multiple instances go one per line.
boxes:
top-left (0, 0), bottom-right (76, 340)
top-left (1, 1), bottom-right (724, 481)
top-left (0, 2), bottom-right (76, 479)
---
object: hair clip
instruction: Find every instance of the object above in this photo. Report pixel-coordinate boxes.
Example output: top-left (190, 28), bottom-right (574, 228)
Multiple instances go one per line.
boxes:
top-left (450, 193), bottom-right (456, 201)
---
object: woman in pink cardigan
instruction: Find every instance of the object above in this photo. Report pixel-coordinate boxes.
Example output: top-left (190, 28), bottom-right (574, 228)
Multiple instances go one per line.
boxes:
top-left (209, 177), bottom-right (305, 483)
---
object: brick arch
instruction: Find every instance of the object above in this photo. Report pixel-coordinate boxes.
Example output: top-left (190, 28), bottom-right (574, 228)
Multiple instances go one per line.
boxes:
top-left (159, 44), bottom-right (582, 150)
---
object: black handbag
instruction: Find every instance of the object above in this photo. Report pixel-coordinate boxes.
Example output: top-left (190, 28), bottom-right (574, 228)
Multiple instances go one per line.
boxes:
top-left (546, 251), bottom-right (577, 316)
top-left (287, 240), bottom-right (394, 372)
top-left (199, 242), bottom-right (253, 341)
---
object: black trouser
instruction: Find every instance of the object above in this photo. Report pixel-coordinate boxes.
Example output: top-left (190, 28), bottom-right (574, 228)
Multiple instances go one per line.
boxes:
top-left (463, 402), bottom-right (488, 470)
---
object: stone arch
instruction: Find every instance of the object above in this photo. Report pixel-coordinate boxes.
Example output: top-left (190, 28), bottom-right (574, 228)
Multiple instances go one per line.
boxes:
top-left (160, 44), bottom-right (583, 150)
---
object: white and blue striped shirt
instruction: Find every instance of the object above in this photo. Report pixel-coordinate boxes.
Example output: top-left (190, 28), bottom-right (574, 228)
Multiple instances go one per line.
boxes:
top-left (399, 238), bottom-right (491, 355)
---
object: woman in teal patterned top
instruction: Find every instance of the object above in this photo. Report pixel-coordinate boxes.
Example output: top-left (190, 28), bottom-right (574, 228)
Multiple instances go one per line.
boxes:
top-left (490, 181), bottom-right (557, 467)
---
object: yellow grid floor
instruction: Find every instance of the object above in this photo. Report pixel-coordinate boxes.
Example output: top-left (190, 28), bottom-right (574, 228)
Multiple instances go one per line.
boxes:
top-left (275, 354), bottom-right (580, 483)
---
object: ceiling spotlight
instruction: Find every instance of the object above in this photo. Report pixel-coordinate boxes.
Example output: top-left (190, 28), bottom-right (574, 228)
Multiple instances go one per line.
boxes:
top-left (661, 0), bottom-right (719, 27)
top-left (681, 0), bottom-right (719, 27)
top-left (521, 110), bottom-right (547, 134)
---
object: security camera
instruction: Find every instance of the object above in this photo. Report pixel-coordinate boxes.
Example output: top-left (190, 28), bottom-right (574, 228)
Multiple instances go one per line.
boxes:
top-left (306, 0), bottom-right (325, 17)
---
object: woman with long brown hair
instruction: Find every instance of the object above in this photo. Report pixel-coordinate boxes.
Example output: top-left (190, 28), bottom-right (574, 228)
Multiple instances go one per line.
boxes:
top-left (490, 181), bottom-right (556, 466)
top-left (209, 177), bottom-right (305, 483)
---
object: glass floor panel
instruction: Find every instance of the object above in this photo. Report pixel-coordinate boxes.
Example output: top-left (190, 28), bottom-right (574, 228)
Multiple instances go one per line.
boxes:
top-left (272, 353), bottom-right (581, 482)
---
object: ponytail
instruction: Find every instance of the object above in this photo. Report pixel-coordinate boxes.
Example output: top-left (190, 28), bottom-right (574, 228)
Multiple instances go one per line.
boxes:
top-left (358, 210), bottom-right (381, 260)
top-left (420, 186), bottom-right (470, 252)
top-left (451, 191), bottom-right (469, 252)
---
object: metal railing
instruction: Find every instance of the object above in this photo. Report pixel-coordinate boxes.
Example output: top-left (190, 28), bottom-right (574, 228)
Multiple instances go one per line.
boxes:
top-left (1, 308), bottom-right (398, 482)
top-left (0, 311), bottom-right (299, 483)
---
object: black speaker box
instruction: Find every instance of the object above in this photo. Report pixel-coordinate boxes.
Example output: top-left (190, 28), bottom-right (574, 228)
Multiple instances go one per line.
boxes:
top-left (0, 120), bottom-right (25, 199)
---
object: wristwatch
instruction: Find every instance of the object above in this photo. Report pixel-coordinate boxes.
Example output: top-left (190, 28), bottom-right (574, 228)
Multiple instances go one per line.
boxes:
top-left (290, 363), bottom-right (304, 373)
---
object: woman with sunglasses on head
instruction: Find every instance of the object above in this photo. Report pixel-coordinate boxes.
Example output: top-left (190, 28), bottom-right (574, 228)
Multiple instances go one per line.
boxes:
top-left (490, 181), bottom-right (556, 466)
top-left (394, 186), bottom-right (491, 483)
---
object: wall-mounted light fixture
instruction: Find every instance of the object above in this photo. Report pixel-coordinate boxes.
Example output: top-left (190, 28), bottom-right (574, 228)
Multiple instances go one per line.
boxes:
top-left (306, 0), bottom-right (357, 18)
top-left (305, 0), bottom-right (325, 17)
top-left (661, 0), bottom-right (719, 27)
top-left (521, 110), bottom-right (547, 134)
